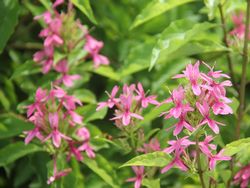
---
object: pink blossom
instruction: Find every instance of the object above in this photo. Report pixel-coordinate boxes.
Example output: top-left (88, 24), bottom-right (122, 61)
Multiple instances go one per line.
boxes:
top-left (67, 141), bottom-right (83, 161)
top-left (96, 85), bottom-right (119, 110)
top-left (161, 156), bottom-right (188, 173)
top-left (76, 127), bottom-right (90, 141)
top-left (43, 112), bottom-right (71, 148)
top-left (161, 86), bottom-right (193, 119)
top-left (172, 114), bottom-right (194, 136)
top-left (68, 111), bottom-right (83, 126)
top-left (208, 149), bottom-right (231, 170)
top-left (26, 88), bottom-right (47, 117)
top-left (138, 138), bottom-right (161, 153)
top-left (135, 82), bottom-right (159, 108)
top-left (196, 101), bottom-right (224, 134)
top-left (111, 95), bottom-right (143, 126)
top-left (234, 163), bottom-right (250, 188)
top-left (78, 142), bottom-right (95, 158)
top-left (53, 0), bottom-right (64, 8)
top-left (126, 166), bottom-right (144, 188)
top-left (47, 158), bottom-right (72, 184)
top-left (173, 61), bottom-right (201, 95)
top-left (84, 34), bottom-right (110, 68)
top-left (198, 136), bottom-right (216, 155)
top-left (163, 136), bottom-right (194, 155)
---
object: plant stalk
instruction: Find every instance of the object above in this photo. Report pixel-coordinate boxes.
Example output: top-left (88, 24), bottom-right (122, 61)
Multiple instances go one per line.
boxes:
top-left (236, 0), bottom-right (250, 139)
top-left (196, 139), bottom-right (206, 188)
top-left (218, 4), bottom-right (238, 91)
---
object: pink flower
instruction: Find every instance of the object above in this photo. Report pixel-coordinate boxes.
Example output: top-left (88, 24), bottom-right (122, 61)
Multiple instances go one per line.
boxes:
top-left (47, 157), bottom-right (72, 184)
top-left (67, 141), bottom-right (83, 161)
top-left (208, 149), bottom-right (231, 170)
top-left (172, 113), bottom-right (194, 136)
top-left (196, 101), bottom-right (224, 134)
top-left (53, 0), bottom-right (64, 8)
top-left (161, 86), bottom-right (193, 119)
top-left (54, 60), bottom-right (81, 87)
top-left (96, 85), bottom-right (119, 111)
top-left (198, 136), bottom-right (216, 155)
top-left (163, 136), bottom-right (194, 155)
top-left (234, 163), bottom-right (250, 188)
top-left (78, 142), bottom-right (95, 158)
top-left (67, 111), bottom-right (83, 126)
top-left (138, 138), bottom-right (161, 153)
top-left (43, 112), bottom-right (71, 148)
top-left (126, 166), bottom-right (144, 188)
top-left (26, 88), bottom-right (47, 117)
top-left (173, 61), bottom-right (201, 95)
top-left (76, 127), bottom-right (90, 141)
top-left (135, 83), bottom-right (159, 108)
top-left (161, 156), bottom-right (188, 173)
top-left (84, 34), bottom-right (110, 68)
top-left (111, 95), bottom-right (143, 126)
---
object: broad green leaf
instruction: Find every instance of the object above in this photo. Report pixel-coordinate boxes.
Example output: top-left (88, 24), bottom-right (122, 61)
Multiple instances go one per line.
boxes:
top-left (220, 170), bottom-right (231, 185)
top-left (0, 114), bottom-right (33, 139)
top-left (11, 60), bottom-right (41, 79)
top-left (0, 0), bottom-right (19, 53)
top-left (76, 104), bottom-right (107, 123)
top-left (204, 0), bottom-right (220, 20)
top-left (0, 90), bottom-right (10, 110)
top-left (150, 20), bottom-right (216, 69)
top-left (142, 179), bottom-right (160, 188)
top-left (93, 66), bottom-right (120, 81)
top-left (224, 138), bottom-right (250, 156)
top-left (83, 154), bottom-right (120, 188)
top-left (71, 0), bottom-right (97, 24)
top-left (120, 151), bottom-right (171, 168)
top-left (0, 142), bottom-right (43, 167)
top-left (73, 89), bottom-right (96, 104)
top-left (130, 0), bottom-right (196, 29)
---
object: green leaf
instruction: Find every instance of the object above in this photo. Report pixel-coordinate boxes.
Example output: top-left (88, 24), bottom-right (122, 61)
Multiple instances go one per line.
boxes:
top-left (11, 60), bottom-right (41, 79)
top-left (92, 66), bottom-right (120, 81)
top-left (0, 90), bottom-right (10, 110)
top-left (0, 0), bottom-right (19, 53)
top-left (0, 114), bottom-right (34, 139)
top-left (230, 97), bottom-right (239, 115)
top-left (120, 151), bottom-right (171, 168)
top-left (150, 20), bottom-right (216, 69)
top-left (83, 154), bottom-right (120, 188)
top-left (73, 89), bottom-right (96, 104)
top-left (142, 179), bottom-right (160, 188)
top-left (71, 0), bottom-right (97, 24)
top-left (130, 0), bottom-right (196, 29)
top-left (223, 137), bottom-right (250, 156)
top-left (0, 142), bottom-right (43, 167)
top-left (204, 0), bottom-right (220, 20)
top-left (76, 104), bottom-right (107, 123)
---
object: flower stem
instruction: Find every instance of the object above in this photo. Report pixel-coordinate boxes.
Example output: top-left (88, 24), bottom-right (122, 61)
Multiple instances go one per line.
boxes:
top-left (195, 139), bottom-right (206, 188)
top-left (236, 0), bottom-right (250, 140)
top-left (218, 4), bottom-right (238, 91)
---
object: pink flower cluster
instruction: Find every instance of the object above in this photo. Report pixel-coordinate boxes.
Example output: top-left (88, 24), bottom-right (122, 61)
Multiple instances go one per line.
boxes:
top-left (234, 163), bottom-right (250, 188)
top-left (97, 83), bottom-right (159, 126)
top-left (33, 0), bottom-right (109, 87)
top-left (25, 87), bottom-right (95, 184)
top-left (160, 61), bottom-right (232, 173)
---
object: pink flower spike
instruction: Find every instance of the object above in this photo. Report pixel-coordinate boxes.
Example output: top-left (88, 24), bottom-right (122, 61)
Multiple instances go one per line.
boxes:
top-left (96, 85), bottom-right (119, 111)
top-left (173, 115), bottom-right (194, 136)
top-left (93, 54), bottom-right (110, 68)
top-left (67, 141), bottom-right (83, 161)
top-left (209, 149), bottom-right (231, 170)
top-left (78, 142), bottom-right (95, 158)
top-left (68, 111), bottom-right (83, 126)
top-left (234, 163), bottom-right (250, 188)
top-left (135, 82), bottom-right (159, 108)
top-left (126, 166), bottom-right (144, 188)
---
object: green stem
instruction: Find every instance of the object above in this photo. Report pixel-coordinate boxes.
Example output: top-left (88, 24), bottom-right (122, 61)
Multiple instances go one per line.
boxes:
top-left (218, 4), bottom-right (238, 91)
top-left (236, 0), bottom-right (250, 140)
top-left (196, 139), bottom-right (206, 188)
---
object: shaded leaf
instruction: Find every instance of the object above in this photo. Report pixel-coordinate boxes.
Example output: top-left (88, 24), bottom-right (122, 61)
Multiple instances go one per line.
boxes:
top-left (142, 178), bottom-right (160, 188)
top-left (83, 154), bottom-right (120, 188)
top-left (223, 138), bottom-right (250, 156)
top-left (0, 0), bottom-right (19, 53)
top-left (130, 0), bottom-right (196, 29)
top-left (71, 0), bottom-right (97, 24)
top-left (0, 142), bottom-right (43, 167)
